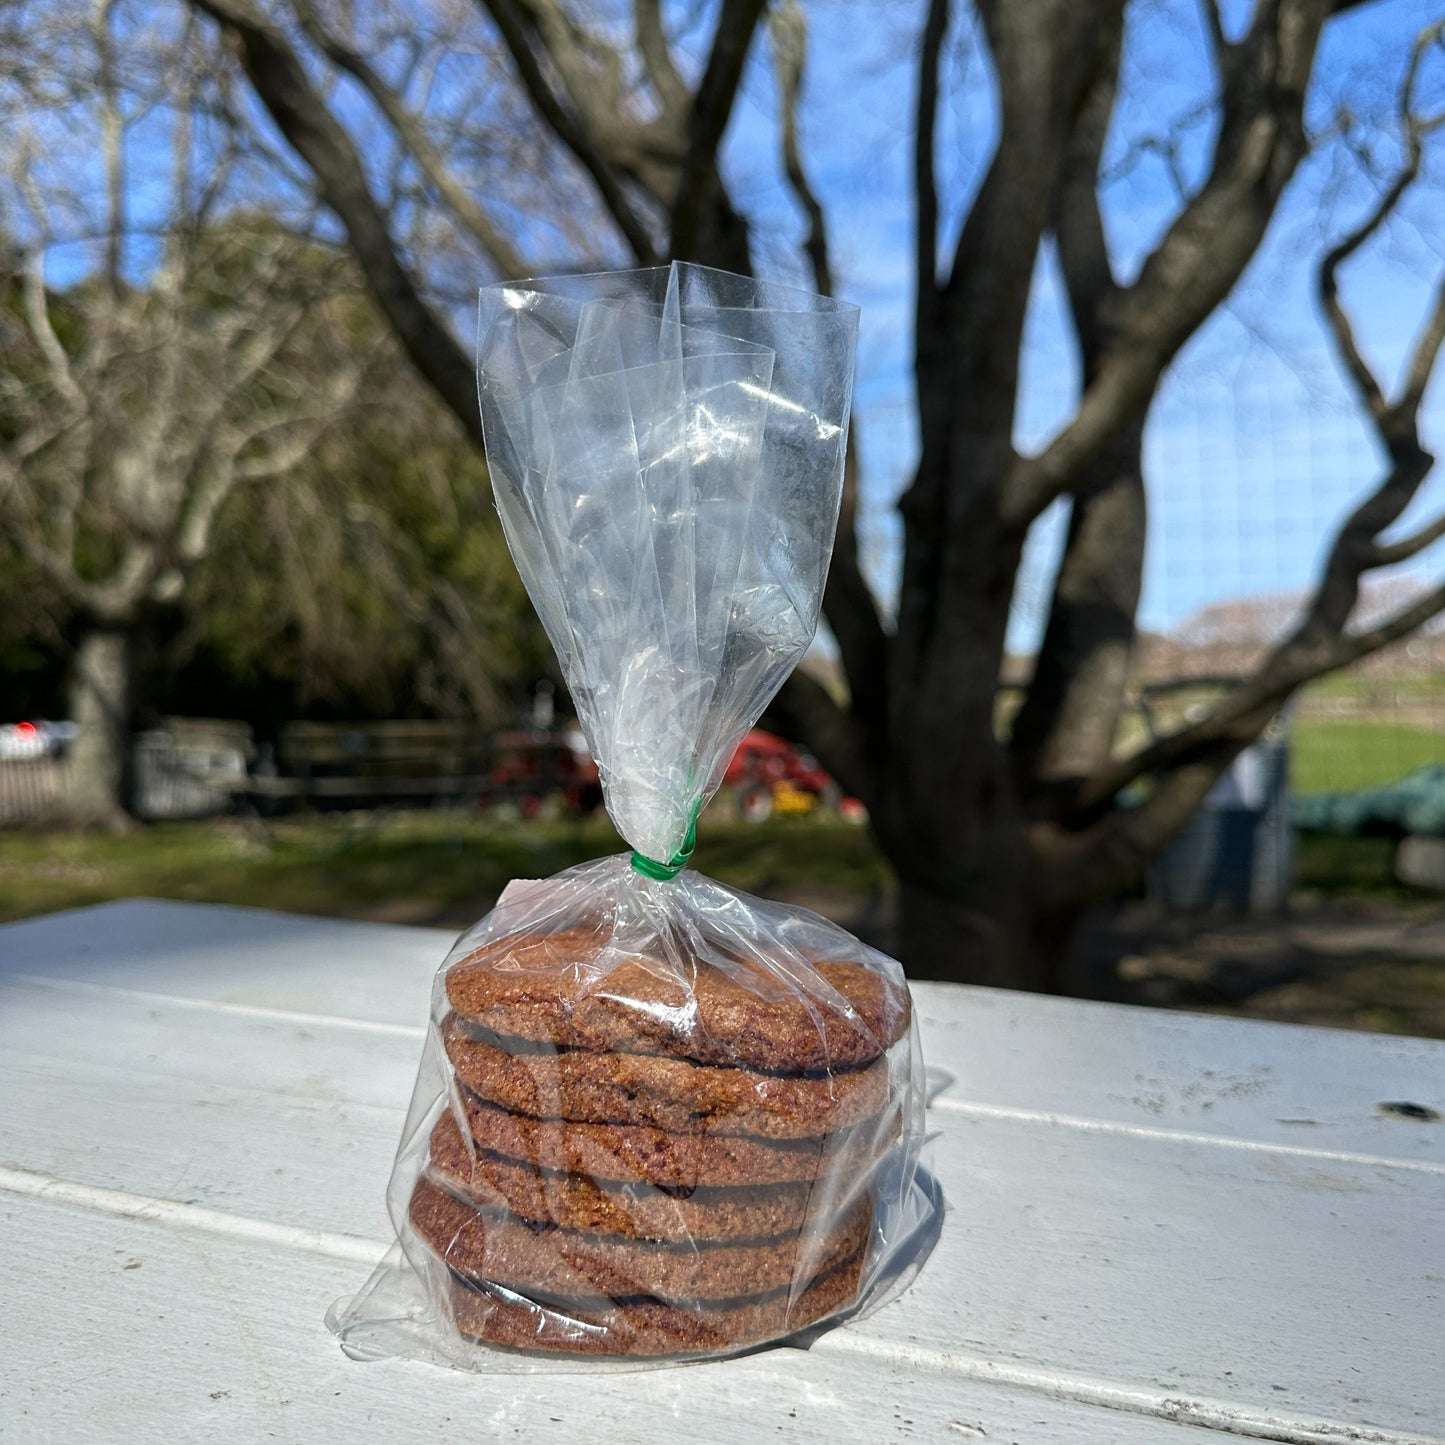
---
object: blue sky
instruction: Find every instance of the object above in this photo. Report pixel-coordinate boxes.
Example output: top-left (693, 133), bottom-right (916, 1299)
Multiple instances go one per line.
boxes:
top-left (17, 0), bottom-right (1444, 656)
top-left (719, 0), bottom-right (1445, 649)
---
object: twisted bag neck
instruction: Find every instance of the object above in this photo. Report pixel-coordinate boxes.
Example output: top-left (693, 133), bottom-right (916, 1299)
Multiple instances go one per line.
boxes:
top-left (476, 263), bottom-right (858, 871)
top-left (630, 808), bottom-right (697, 881)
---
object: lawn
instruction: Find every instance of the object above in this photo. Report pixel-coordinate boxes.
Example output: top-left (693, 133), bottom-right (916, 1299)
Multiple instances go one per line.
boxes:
top-left (5, 718), bottom-right (1438, 931)
top-left (0, 804), bottom-right (1418, 935)
top-left (0, 810), bottom-right (890, 929)
top-left (1300, 673), bottom-right (1445, 704)
top-left (1291, 719), bottom-right (1445, 795)
top-left (4, 807), bottom-right (1442, 1037)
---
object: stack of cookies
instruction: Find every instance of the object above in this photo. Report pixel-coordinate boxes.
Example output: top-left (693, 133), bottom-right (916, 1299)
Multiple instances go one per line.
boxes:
top-left (406, 925), bottom-right (911, 1357)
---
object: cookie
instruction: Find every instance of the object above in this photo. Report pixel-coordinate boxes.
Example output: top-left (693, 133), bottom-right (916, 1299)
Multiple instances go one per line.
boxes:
top-left (444, 1249), bottom-right (865, 1356)
top-left (459, 1090), bottom-right (898, 1190)
top-left (427, 1112), bottom-right (825, 1242)
top-left (441, 1014), bottom-right (889, 1138)
top-left (409, 1175), bottom-right (871, 1303)
top-left (443, 926), bottom-right (909, 1073)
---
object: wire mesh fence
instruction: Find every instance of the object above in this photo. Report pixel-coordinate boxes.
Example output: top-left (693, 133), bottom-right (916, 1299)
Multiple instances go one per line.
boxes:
top-left (853, 353), bottom-right (1445, 804)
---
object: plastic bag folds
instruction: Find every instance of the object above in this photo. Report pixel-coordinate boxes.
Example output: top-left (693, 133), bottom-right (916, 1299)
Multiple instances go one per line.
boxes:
top-left (328, 263), bottom-right (938, 1368)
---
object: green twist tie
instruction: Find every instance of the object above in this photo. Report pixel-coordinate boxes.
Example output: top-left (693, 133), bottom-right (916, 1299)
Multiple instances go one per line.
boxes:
top-left (631, 806), bottom-right (698, 882)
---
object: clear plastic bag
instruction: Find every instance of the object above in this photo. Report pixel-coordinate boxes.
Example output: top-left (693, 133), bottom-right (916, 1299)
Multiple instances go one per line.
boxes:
top-left (328, 263), bottom-right (938, 1367)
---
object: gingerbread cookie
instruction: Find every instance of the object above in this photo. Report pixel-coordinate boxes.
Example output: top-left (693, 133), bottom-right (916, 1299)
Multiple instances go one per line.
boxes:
top-left (443, 927), bottom-right (909, 1073)
top-left (409, 1175), bottom-right (871, 1303)
top-left (444, 1250), bottom-right (865, 1357)
top-left (441, 1014), bottom-right (889, 1138)
top-left (427, 1112), bottom-right (829, 1243)
top-left (458, 1090), bottom-right (898, 1190)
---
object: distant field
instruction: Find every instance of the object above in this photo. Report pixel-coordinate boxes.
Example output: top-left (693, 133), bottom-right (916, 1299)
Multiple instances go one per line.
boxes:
top-left (0, 804), bottom-right (1432, 979)
top-left (5, 717), bottom-right (1443, 932)
top-left (0, 811), bottom-right (889, 928)
top-left (1291, 719), bottom-right (1445, 795)
top-left (1299, 672), bottom-right (1445, 705)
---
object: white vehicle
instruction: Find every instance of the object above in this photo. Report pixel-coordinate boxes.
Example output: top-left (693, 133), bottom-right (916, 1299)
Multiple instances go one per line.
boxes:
top-left (0, 720), bottom-right (75, 760)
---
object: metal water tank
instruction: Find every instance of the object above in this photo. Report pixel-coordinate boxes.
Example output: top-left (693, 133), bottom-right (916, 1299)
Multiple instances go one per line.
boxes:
top-left (1148, 714), bottom-right (1293, 913)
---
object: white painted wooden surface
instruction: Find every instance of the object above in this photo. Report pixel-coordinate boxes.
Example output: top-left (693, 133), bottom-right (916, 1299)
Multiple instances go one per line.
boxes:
top-left (1, 899), bottom-right (1442, 1444)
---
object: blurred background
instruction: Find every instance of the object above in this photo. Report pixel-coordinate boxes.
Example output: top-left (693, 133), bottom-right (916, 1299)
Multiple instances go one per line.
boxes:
top-left (3, 0), bottom-right (1444, 1035)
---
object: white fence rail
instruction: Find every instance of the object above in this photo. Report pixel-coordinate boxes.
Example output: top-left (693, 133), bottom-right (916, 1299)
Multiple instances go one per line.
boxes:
top-left (0, 759), bottom-right (64, 826)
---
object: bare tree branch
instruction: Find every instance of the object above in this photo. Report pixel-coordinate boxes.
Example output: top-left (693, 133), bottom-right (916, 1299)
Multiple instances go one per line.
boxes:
top-left (667, 0), bottom-right (767, 266)
top-left (634, 0), bottom-right (686, 115)
top-left (1053, 99), bottom-right (1120, 364)
top-left (1199, 0), bottom-right (1229, 67)
top-left (1009, 13), bottom-right (1139, 790)
top-left (767, 0), bottom-right (886, 764)
top-left (1078, 434), bottom-right (1440, 814)
top-left (1070, 17), bottom-right (1445, 829)
top-left (85, 543), bottom-right (154, 623)
top-left (1312, 13), bottom-right (1445, 432)
top-left (174, 272), bottom-right (311, 444)
top-left (188, 0), bottom-right (480, 445)
top-left (231, 394), bottom-right (361, 481)
top-left (1317, 175), bottom-right (1411, 425)
top-left (19, 253), bottom-right (87, 414)
top-left (0, 470), bottom-right (87, 600)
top-left (1401, 271), bottom-right (1445, 423)
top-left (1374, 509), bottom-right (1445, 567)
top-left (770, 0), bottom-right (832, 296)
top-left (1076, 572), bottom-right (1445, 823)
top-left (288, 0), bottom-right (526, 278)
top-left (1281, 23), bottom-right (1445, 630)
top-left (1035, 741), bottom-right (1246, 911)
top-left (92, 0), bottom-right (124, 297)
top-left (478, 0), bottom-right (661, 264)
top-left (914, 0), bottom-right (948, 338)
top-left (1004, 0), bottom-right (1339, 529)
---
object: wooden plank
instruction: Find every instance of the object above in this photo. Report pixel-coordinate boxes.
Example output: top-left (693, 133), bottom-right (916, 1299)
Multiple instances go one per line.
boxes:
top-left (917, 985), bottom-right (1445, 1164)
top-left (850, 1112), bottom-right (1445, 1442)
top-left (0, 978), bottom-right (408, 1244)
top-left (0, 1189), bottom-right (1250, 1445)
top-left (3, 973), bottom-right (1442, 1441)
top-left (6, 901), bottom-right (1443, 1164)
top-left (0, 899), bottom-right (448, 1026)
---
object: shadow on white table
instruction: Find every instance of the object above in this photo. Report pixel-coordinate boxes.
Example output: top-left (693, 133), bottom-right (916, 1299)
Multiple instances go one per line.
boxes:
top-left (2, 898), bottom-right (1441, 1443)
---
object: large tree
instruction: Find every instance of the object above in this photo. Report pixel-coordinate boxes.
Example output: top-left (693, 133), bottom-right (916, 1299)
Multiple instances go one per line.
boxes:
top-left (0, 4), bottom-right (392, 824)
top-left (178, 0), bottom-right (1444, 984)
top-left (171, 366), bottom-right (553, 726)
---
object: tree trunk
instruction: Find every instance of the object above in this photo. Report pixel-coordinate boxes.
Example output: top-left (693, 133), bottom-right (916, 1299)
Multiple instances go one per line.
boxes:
top-left (1009, 421), bottom-right (1146, 797)
top-left (877, 558), bottom-right (1047, 989)
top-left (63, 624), bottom-right (134, 829)
top-left (897, 877), bottom-right (1043, 989)
top-left (896, 849), bottom-right (1096, 993)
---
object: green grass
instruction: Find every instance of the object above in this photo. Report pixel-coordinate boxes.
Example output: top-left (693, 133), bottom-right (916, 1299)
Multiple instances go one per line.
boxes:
top-left (1300, 673), bottom-right (1445, 704)
top-left (1291, 720), bottom-right (1445, 795)
top-left (0, 810), bottom-right (887, 927)
top-left (1294, 833), bottom-right (1416, 901)
top-left (0, 765), bottom-right (1428, 931)
top-left (0, 812), bottom-right (593, 924)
